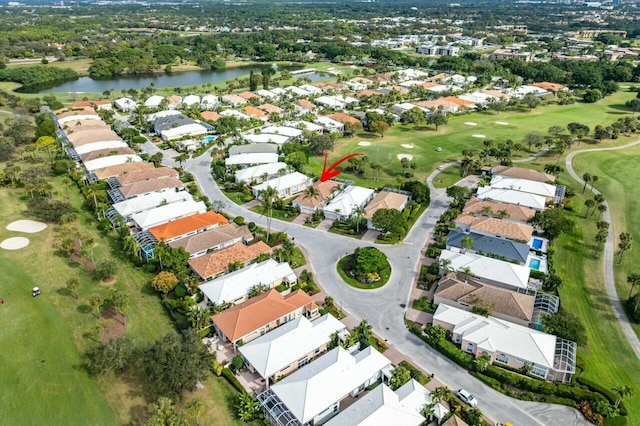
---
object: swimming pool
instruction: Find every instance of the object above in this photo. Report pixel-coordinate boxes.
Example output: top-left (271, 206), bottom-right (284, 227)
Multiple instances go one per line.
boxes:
top-left (532, 238), bottom-right (544, 250)
top-left (529, 258), bottom-right (542, 270)
top-left (201, 135), bottom-right (217, 144)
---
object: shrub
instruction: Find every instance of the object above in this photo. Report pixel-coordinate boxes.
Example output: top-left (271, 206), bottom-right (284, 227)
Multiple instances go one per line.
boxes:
top-left (174, 286), bottom-right (187, 298)
top-left (221, 368), bottom-right (244, 393)
top-left (233, 216), bottom-right (245, 225)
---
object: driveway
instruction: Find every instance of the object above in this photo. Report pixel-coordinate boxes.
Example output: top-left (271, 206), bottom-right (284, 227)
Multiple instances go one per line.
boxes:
top-left (183, 149), bottom-right (589, 425)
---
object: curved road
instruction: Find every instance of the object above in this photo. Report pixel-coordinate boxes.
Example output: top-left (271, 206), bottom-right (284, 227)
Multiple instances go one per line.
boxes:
top-left (183, 150), bottom-right (588, 425)
top-left (565, 140), bottom-right (640, 359)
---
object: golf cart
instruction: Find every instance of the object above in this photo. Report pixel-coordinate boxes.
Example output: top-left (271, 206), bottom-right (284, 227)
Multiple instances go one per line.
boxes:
top-left (32, 287), bottom-right (41, 297)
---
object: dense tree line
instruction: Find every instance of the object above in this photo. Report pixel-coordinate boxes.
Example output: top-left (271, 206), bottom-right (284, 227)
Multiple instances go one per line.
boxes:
top-left (0, 66), bottom-right (78, 88)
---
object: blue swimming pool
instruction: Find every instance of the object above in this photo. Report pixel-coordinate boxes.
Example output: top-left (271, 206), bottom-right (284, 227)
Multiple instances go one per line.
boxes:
top-left (201, 135), bottom-right (217, 144)
top-left (532, 238), bottom-right (544, 250)
top-left (529, 258), bottom-right (542, 270)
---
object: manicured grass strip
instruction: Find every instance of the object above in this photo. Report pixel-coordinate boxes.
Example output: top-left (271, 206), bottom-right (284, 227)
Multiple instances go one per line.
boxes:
top-left (336, 255), bottom-right (390, 290)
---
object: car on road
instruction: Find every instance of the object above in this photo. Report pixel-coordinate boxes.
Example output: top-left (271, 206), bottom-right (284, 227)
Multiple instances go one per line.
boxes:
top-left (456, 388), bottom-right (478, 407)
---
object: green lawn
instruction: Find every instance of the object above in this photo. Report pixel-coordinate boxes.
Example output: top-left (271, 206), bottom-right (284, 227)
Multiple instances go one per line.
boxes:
top-left (304, 90), bottom-right (638, 188)
top-left (249, 205), bottom-right (297, 222)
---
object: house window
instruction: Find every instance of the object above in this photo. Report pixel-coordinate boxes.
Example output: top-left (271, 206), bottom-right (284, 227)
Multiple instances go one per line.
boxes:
top-left (465, 342), bottom-right (474, 353)
top-left (495, 353), bottom-right (509, 364)
top-left (454, 334), bottom-right (461, 343)
top-left (531, 366), bottom-right (547, 378)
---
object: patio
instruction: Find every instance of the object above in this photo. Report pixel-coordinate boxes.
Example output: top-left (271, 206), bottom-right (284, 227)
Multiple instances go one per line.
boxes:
top-left (206, 337), bottom-right (266, 394)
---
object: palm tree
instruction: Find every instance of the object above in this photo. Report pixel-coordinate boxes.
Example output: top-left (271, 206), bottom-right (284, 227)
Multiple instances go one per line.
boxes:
top-left (582, 173), bottom-right (592, 193)
top-left (420, 402), bottom-right (437, 422)
top-left (186, 398), bottom-right (204, 425)
top-left (627, 273), bottom-right (640, 299)
top-left (618, 232), bottom-right (633, 264)
top-left (258, 186), bottom-right (278, 243)
top-left (89, 295), bottom-right (104, 319)
top-left (354, 319), bottom-right (373, 342)
top-left (590, 175), bottom-right (599, 192)
top-left (597, 203), bottom-right (607, 219)
top-left (302, 185), bottom-right (320, 203)
top-left (473, 354), bottom-right (491, 372)
top-left (123, 235), bottom-right (141, 259)
top-left (461, 235), bottom-right (475, 253)
top-left (370, 163), bottom-right (382, 181)
top-left (497, 209), bottom-right (510, 219)
top-left (481, 206), bottom-right (493, 216)
top-left (584, 199), bottom-right (596, 218)
top-left (430, 386), bottom-right (452, 404)
top-left (612, 385), bottom-right (635, 408)
top-left (440, 258), bottom-right (453, 273)
top-left (352, 205), bottom-right (366, 233)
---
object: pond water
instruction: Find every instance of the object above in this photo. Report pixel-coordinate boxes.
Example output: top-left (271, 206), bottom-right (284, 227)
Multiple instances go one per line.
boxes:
top-left (21, 65), bottom-right (332, 94)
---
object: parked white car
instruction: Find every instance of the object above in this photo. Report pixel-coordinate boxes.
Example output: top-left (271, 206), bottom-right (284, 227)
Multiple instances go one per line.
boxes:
top-left (456, 388), bottom-right (478, 407)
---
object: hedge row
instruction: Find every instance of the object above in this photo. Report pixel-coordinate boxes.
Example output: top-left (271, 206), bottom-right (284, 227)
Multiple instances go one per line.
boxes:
top-left (221, 367), bottom-right (245, 394)
top-left (577, 377), bottom-right (628, 417)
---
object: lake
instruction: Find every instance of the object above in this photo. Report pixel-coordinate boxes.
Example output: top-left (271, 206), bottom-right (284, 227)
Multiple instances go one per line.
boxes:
top-left (20, 65), bottom-right (332, 94)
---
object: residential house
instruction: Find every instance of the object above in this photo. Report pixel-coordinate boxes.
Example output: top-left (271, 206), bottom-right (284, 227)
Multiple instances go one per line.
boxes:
top-left (490, 165), bottom-right (556, 183)
top-left (221, 94), bottom-right (248, 106)
top-left (188, 241), bottom-right (272, 280)
top-left (258, 346), bottom-right (392, 426)
top-left (238, 91), bottom-right (261, 102)
top-left (92, 162), bottom-right (155, 181)
top-left (446, 230), bottom-right (530, 265)
top-left (252, 172), bottom-right (313, 198)
top-left (292, 180), bottom-right (342, 214)
top-left (111, 167), bottom-right (178, 187)
top-left (414, 99), bottom-right (460, 114)
top-left (225, 153), bottom-right (280, 167)
top-left (530, 82), bottom-right (568, 93)
top-left (286, 86), bottom-right (311, 98)
top-left (432, 304), bottom-right (576, 382)
top-left (323, 185), bottom-right (375, 221)
top-left (147, 110), bottom-right (182, 123)
top-left (109, 190), bottom-right (194, 220)
top-left (130, 199), bottom-right (207, 230)
top-left (74, 141), bottom-right (130, 156)
top-left (68, 129), bottom-right (122, 148)
top-left (169, 223), bottom-right (254, 258)
top-left (505, 85), bottom-right (549, 99)
top-left (220, 109), bottom-right (251, 121)
top-left (328, 113), bottom-right (362, 128)
top-left (489, 176), bottom-right (557, 200)
top-left (256, 89), bottom-right (280, 100)
top-left (476, 187), bottom-right (547, 211)
top-left (454, 214), bottom-right (534, 242)
top-left (314, 96), bottom-right (346, 110)
top-left (109, 176), bottom-right (184, 202)
top-left (439, 248), bottom-right (531, 291)
top-left (56, 107), bottom-right (100, 123)
top-left (228, 143), bottom-right (278, 156)
top-left (258, 103), bottom-right (286, 116)
top-left (315, 116), bottom-right (345, 133)
top-left (462, 198), bottom-right (536, 224)
top-left (295, 99), bottom-right (317, 114)
top-left (182, 95), bottom-right (201, 107)
top-left (83, 154), bottom-right (143, 172)
top-left (441, 415), bottom-right (470, 426)
top-left (165, 95), bottom-right (183, 108)
top-left (211, 289), bottom-right (319, 346)
top-left (200, 259), bottom-right (296, 306)
top-left (364, 190), bottom-right (410, 230)
top-left (81, 147), bottom-right (136, 163)
top-left (148, 211), bottom-right (229, 244)
top-left (201, 111), bottom-right (222, 122)
top-left (261, 125), bottom-right (303, 139)
top-left (235, 162), bottom-right (290, 184)
top-left (325, 380), bottom-right (449, 426)
top-left (144, 95), bottom-right (164, 108)
top-left (286, 120), bottom-right (324, 134)
top-left (114, 97), bottom-right (137, 112)
top-left (243, 133), bottom-right (290, 145)
top-left (68, 100), bottom-right (113, 111)
top-left (243, 106), bottom-right (268, 121)
top-left (153, 114), bottom-right (211, 141)
top-left (434, 273), bottom-right (535, 326)
top-left (299, 84), bottom-right (324, 95)
top-left (201, 95), bottom-right (220, 110)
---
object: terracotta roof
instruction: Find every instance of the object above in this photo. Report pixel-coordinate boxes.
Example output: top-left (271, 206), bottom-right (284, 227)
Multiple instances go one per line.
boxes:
top-left (68, 129), bottom-right (121, 146)
top-left (420, 82), bottom-right (439, 89)
top-left (415, 99), bottom-right (460, 110)
top-left (297, 99), bottom-right (316, 111)
top-left (81, 147), bottom-right (136, 162)
top-left (435, 273), bottom-right (534, 322)
top-left (463, 197), bottom-right (536, 223)
top-left (149, 211), bottom-right (229, 241)
top-left (166, 95), bottom-right (182, 105)
top-left (314, 82), bottom-right (346, 91)
top-left (456, 214), bottom-right (534, 241)
top-left (429, 73), bottom-right (449, 82)
top-left (201, 111), bottom-right (222, 122)
top-left (441, 96), bottom-right (475, 107)
top-left (258, 103), bottom-right (285, 114)
top-left (69, 100), bottom-right (112, 109)
top-left (387, 85), bottom-right (410, 94)
top-left (62, 120), bottom-right (110, 131)
top-left (292, 180), bottom-right (341, 208)
top-left (238, 91), bottom-right (260, 100)
top-left (242, 106), bottom-right (267, 119)
top-left (55, 107), bottom-right (98, 118)
top-left (211, 289), bottom-right (315, 342)
top-left (530, 82), bottom-right (566, 92)
top-left (118, 176), bottom-right (184, 198)
top-left (328, 113), bottom-right (361, 126)
top-left (481, 89), bottom-right (510, 100)
top-left (363, 190), bottom-right (409, 220)
top-left (169, 223), bottom-right (252, 254)
top-left (441, 415), bottom-right (469, 426)
top-left (492, 165), bottom-right (555, 183)
top-left (115, 167), bottom-right (179, 186)
top-left (356, 89), bottom-right (382, 98)
top-left (188, 241), bottom-right (272, 279)
top-left (371, 72), bottom-right (394, 82)
top-left (93, 162), bottom-right (154, 180)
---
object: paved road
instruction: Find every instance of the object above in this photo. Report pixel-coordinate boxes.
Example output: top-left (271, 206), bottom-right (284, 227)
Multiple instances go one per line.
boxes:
top-left (183, 149), bottom-right (589, 425)
top-left (565, 140), bottom-right (640, 359)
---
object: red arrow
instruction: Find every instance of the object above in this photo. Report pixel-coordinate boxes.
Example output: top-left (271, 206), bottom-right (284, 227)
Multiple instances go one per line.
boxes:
top-left (320, 152), bottom-right (364, 182)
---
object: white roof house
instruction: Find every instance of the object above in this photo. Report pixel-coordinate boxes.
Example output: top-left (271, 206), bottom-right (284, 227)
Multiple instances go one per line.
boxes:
top-left (256, 89), bottom-right (280, 100)
top-left (439, 248), bottom-right (531, 290)
top-left (476, 186), bottom-right (547, 210)
top-left (315, 96), bottom-right (346, 110)
top-left (243, 133), bottom-right (290, 145)
top-left (252, 172), bottom-right (313, 198)
top-left (323, 185), bottom-right (375, 221)
top-left (240, 314), bottom-right (346, 384)
top-left (433, 304), bottom-right (557, 371)
top-left (131, 199), bottom-right (207, 230)
top-left (144, 95), bottom-right (164, 108)
top-left (182, 95), bottom-right (201, 107)
top-left (199, 259), bottom-right (296, 306)
top-left (457, 92), bottom-right (492, 106)
top-left (269, 87), bottom-right (288, 97)
top-left (299, 84), bottom-right (323, 95)
top-left (235, 162), bottom-right (290, 183)
top-left (286, 86), bottom-right (311, 98)
top-left (325, 380), bottom-right (449, 426)
top-left (315, 116), bottom-right (345, 132)
top-left (74, 141), bottom-right (129, 155)
top-left (427, 84), bottom-right (462, 93)
top-left (489, 176), bottom-right (557, 199)
top-left (258, 346), bottom-right (392, 426)
top-left (58, 114), bottom-right (100, 125)
top-left (111, 190), bottom-right (193, 218)
top-left (505, 85), bottom-right (549, 99)
top-left (261, 126), bottom-right (303, 139)
top-left (285, 120), bottom-right (324, 133)
top-left (220, 109), bottom-right (251, 120)
top-left (114, 97), bottom-right (137, 112)
top-left (147, 110), bottom-right (182, 122)
top-left (225, 153), bottom-right (279, 167)
top-left (84, 154), bottom-right (143, 171)
top-left (160, 123), bottom-right (209, 141)
top-left (200, 95), bottom-right (220, 110)
top-left (396, 68), bottom-right (429, 80)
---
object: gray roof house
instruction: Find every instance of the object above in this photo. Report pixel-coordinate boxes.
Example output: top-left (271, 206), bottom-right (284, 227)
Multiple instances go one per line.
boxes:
top-left (446, 230), bottom-right (530, 265)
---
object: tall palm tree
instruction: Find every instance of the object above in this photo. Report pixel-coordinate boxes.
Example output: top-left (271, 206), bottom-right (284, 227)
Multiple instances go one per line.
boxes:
top-left (582, 173), bottom-right (592, 193)
top-left (584, 199), bottom-right (596, 218)
top-left (258, 186), bottom-right (278, 243)
top-left (618, 232), bottom-right (633, 264)
top-left (352, 205), bottom-right (366, 233)
top-left (302, 185), bottom-right (320, 203)
top-left (430, 386), bottom-right (452, 404)
top-left (627, 273), bottom-right (640, 299)
top-left (597, 203), bottom-right (607, 219)
top-left (186, 398), bottom-right (204, 425)
top-left (461, 236), bottom-right (475, 253)
top-left (590, 175), bottom-right (599, 192)
top-left (612, 385), bottom-right (635, 408)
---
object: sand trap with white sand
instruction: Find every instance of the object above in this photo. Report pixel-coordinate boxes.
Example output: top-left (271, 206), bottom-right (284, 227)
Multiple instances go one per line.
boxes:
top-left (6, 220), bottom-right (47, 234)
top-left (401, 144), bottom-right (415, 149)
top-left (472, 134), bottom-right (486, 138)
top-left (1, 237), bottom-right (30, 250)
top-left (495, 121), bottom-right (509, 125)
top-left (464, 122), bottom-right (477, 126)
top-left (397, 154), bottom-right (413, 161)
top-left (357, 141), bottom-right (371, 146)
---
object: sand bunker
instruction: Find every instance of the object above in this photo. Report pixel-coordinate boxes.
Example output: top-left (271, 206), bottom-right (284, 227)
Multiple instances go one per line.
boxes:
top-left (397, 154), bottom-right (413, 161)
top-left (1, 237), bottom-right (30, 250)
top-left (401, 144), bottom-right (415, 149)
top-left (357, 141), bottom-right (371, 146)
top-left (6, 220), bottom-right (47, 234)
top-left (464, 122), bottom-right (477, 126)
top-left (472, 134), bottom-right (486, 138)
top-left (495, 121), bottom-right (509, 125)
